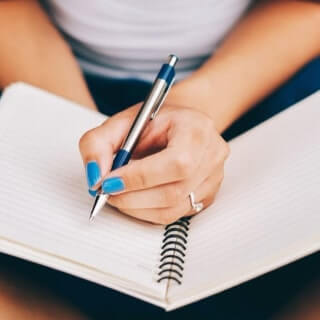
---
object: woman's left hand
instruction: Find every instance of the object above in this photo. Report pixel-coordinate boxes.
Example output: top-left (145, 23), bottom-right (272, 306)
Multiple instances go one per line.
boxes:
top-left (79, 103), bottom-right (230, 224)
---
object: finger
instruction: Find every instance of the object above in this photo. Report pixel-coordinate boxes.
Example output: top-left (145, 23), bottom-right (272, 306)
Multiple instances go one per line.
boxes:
top-left (107, 181), bottom-right (189, 209)
top-left (107, 155), bottom-right (221, 209)
top-left (184, 179), bottom-right (222, 217)
top-left (118, 174), bottom-right (222, 225)
top-left (79, 116), bottom-right (132, 189)
top-left (131, 116), bottom-right (171, 159)
top-left (103, 128), bottom-right (208, 194)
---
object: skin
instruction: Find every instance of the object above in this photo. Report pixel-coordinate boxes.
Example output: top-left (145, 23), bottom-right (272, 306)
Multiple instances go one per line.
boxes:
top-left (0, 0), bottom-right (319, 318)
top-left (80, 104), bottom-right (229, 224)
top-left (275, 281), bottom-right (320, 320)
top-left (79, 0), bottom-right (320, 224)
top-left (0, 262), bottom-right (88, 319)
top-left (0, 0), bottom-right (96, 110)
top-left (1, 1), bottom-right (319, 225)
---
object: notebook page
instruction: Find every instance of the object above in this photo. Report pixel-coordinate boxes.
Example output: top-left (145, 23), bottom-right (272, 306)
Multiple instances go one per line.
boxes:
top-left (167, 91), bottom-right (320, 309)
top-left (0, 83), bottom-right (166, 299)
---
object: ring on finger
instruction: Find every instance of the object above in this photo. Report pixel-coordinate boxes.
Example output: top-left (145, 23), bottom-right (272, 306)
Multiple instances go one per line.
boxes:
top-left (189, 192), bottom-right (204, 213)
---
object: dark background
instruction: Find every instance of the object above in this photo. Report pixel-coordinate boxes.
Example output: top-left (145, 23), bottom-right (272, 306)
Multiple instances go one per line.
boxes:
top-left (0, 251), bottom-right (319, 319)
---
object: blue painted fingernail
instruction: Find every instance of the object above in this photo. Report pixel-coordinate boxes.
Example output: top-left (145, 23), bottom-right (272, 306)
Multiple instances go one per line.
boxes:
top-left (88, 189), bottom-right (97, 197)
top-left (102, 177), bottom-right (124, 194)
top-left (86, 161), bottom-right (101, 189)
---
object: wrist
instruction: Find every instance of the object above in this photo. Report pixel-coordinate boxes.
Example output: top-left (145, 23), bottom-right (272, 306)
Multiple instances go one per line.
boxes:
top-left (167, 72), bottom-right (234, 134)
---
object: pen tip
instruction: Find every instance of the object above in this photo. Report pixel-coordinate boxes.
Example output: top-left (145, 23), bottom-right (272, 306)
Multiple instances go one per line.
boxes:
top-left (89, 194), bottom-right (108, 222)
top-left (168, 54), bottom-right (178, 67)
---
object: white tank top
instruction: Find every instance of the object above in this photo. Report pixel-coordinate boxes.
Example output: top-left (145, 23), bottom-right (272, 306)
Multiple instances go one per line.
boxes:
top-left (42, 0), bottom-right (251, 81)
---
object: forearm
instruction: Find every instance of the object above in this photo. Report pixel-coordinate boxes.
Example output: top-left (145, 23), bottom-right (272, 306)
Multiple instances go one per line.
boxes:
top-left (169, 0), bottom-right (320, 133)
top-left (0, 0), bottom-right (96, 110)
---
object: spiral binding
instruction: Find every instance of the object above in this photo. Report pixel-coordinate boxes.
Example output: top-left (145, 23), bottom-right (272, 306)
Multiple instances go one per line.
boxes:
top-left (157, 217), bottom-right (191, 285)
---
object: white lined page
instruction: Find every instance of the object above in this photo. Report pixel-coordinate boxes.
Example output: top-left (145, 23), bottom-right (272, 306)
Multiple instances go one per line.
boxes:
top-left (0, 83), bottom-right (166, 299)
top-left (168, 91), bottom-right (320, 309)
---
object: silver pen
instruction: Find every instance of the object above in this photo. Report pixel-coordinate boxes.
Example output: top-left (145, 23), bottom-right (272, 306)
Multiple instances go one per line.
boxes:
top-left (89, 54), bottom-right (179, 221)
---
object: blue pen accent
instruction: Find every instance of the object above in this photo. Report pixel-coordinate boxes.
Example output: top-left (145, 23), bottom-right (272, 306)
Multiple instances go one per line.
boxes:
top-left (97, 149), bottom-right (129, 196)
top-left (111, 149), bottom-right (131, 170)
top-left (102, 177), bottom-right (125, 194)
top-left (89, 55), bottom-right (178, 221)
top-left (157, 64), bottom-right (175, 84)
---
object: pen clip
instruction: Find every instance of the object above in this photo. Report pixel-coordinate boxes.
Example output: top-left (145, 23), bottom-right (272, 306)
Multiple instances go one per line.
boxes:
top-left (150, 79), bottom-right (174, 120)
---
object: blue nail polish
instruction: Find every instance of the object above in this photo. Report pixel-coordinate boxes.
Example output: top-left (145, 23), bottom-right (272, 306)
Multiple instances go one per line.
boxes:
top-left (86, 161), bottom-right (101, 189)
top-left (88, 189), bottom-right (97, 197)
top-left (102, 177), bottom-right (124, 194)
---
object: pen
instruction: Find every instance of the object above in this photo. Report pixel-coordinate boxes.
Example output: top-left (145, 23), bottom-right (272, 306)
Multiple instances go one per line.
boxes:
top-left (89, 54), bottom-right (179, 221)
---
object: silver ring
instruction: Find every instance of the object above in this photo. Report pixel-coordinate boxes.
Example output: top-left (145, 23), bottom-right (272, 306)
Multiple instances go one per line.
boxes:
top-left (189, 192), bottom-right (204, 213)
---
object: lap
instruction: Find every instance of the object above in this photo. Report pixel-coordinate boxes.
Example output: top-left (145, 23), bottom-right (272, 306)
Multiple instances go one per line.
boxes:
top-left (0, 254), bottom-right (87, 320)
top-left (0, 252), bottom-right (319, 320)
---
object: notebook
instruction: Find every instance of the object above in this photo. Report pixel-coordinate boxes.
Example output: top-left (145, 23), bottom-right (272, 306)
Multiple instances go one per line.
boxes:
top-left (0, 83), bottom-right (319, 311)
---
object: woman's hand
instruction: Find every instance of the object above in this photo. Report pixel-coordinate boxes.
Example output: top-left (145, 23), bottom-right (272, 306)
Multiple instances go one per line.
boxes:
top-left (79, 104), bottom-right (229, 225)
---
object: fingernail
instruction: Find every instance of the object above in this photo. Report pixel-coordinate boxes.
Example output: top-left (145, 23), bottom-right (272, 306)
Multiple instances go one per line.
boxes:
top-left (88, 189), bottom-right (97, 197)
top-left (102, 177), bottom-right (124, 194)
top-left (86, 161), bottom-right (101, 189)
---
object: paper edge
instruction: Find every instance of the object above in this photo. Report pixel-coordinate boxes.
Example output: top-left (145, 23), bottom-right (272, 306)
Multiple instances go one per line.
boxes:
top-left (165, 242), bottom-right (320, 311)
top-left (1, 82), bottom-right (106, 119)
top-left (166, 90), bottom-right (320, 310)
top-left (2, 84), bottom-right (320, 312)
top-left (0, 237), bottom-right (167, 310)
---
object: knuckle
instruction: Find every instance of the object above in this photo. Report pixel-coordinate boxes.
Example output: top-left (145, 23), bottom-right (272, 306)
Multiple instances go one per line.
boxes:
top-left (173, 153), bottom-right (194, 178)
top-left (108, 194), bottom-right (124, 208)
top-left (163, 185), bottom-right (184, 206)
top-left (192, 116), bottom-right (214, 142)
top-left (124, 165), bottom-right (147, 190)
top-left (212, 171), bottom-right (224, 191)
top-left (223, 142), bottom-right (230, 159)
top-left (158, 210), bottom-right (178, 225)
top-left (203, 116), bottom-right (215, 132)
top-left (134, 170), bottom-right (148, 190)
top-left (215, 177), bottom-right (224, 192)
top-left (82, 129), bottom-right (98, 143)
top-left (78, 135), bottom-right (86, 152)
top-left (191, 126), bottom-right (206, 143)
top-left (218, 170), bottom-right (225, 184)
top-left (79, 129), bottom-right (97, 149)
top-left (207, 193), bottom-right (216, 206)
top-left (212, 140), bottom-right (230, 167)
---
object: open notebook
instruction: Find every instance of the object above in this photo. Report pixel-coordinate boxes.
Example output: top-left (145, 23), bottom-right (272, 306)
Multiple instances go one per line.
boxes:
top-left (0, 83), bottom-right (319, 311)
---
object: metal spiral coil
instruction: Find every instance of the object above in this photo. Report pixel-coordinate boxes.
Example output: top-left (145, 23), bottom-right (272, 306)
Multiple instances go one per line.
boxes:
top-left (157, 217), bottom-right (191, 285)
